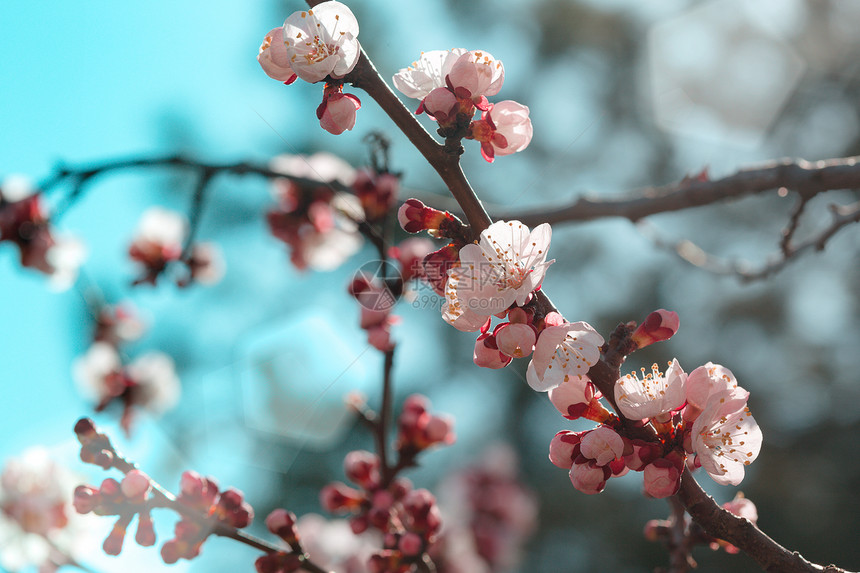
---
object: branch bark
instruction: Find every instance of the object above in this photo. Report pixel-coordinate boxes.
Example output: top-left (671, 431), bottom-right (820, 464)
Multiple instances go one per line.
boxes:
top-left (508, 156), bottom-right (860, 226)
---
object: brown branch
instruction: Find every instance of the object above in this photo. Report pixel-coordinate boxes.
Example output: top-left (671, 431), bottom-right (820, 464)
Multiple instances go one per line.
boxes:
top-left (645, 200), bottom-right (860, 281)
top-left (677, 470), bottom-right (854, 573)
top-left (508, 156), bottom-right (860, 227)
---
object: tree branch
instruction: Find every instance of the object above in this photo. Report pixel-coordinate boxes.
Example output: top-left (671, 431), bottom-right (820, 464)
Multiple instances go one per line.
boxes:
top-left (508, 156), bottom-right (860, 227)
top-left (676, 470), bottom-right (854, 573)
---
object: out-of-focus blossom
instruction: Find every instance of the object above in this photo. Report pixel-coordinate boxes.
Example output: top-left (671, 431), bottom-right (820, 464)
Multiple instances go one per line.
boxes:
top-left (389, 238), bottom-right (434, 283)
top-left (0, 448), bottom-right (95, 572)
top-left (615, 359), bottom-right (686, 422)
top-left (282, 1), bottom-right (360, 83)
top-left (352, 170), bottom-right (398, 222)
top-left (94, 304), bottom-right (146, 346)
top-left (73, 343), bottom-right (180, 433)
top-left (435, 444), bottom-right (537, 573)
top-left (396, 395), bottom-right (455, 455)
top-left (0, 180), bottom-right (86, 290)
top-left (258, 27), bottom-right (298, 83)
top-left (469, 101), bottom-right (533, 162)
top-left (267, 153), bottom-right (363, 271)
top-left (296, 514), bottom-right (378, 573)
top-left (128, 207), bottom-right (186, 285)
top-left (182, 242), bottom-right (225, 286)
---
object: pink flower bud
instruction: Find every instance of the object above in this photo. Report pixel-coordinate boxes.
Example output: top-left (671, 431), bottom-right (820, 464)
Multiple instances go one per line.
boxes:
top-left (317, 85), bottom-right (361, 135)
top-left (103, 520), bottom-right (128, 555)
top-left (473, 334), bottom-right (513, 369)
top-left (569, 461), bottom-right (609, 495)
top-left (265, 509), bottom-right (299, 546)
top-left (135, 512), bottom-right (156, 547)
top-left (642, 458), bottom-right (682, 498)
top-left (73, 485), bottom-right (100, 514)
top-left (723, 493), bottom-right (757, 523)
top-left (422, 87), bottom-right (459, 123)
top-left (398, 532), bottom-right (424, 556)
top-left (344, 450), bottom-right (381, 490)
top-left (549, 431), bottom-right (582, 469)
top-left (320, 482), bottom-right (364, 513)
top-left (623, 439), bottom-right (663, 471)
top-left (495, 322), bottom-right (536, 358)
top-left (548, 374), bottom-right (595, 418)
top-left (631, 309), bottom-right (680, 349)
top-left (579, 426), bottom-right (625, 466)
top-left (424, 414), bottom-right (455, 445)
top-left (120, 470), bottom-right (151, 502)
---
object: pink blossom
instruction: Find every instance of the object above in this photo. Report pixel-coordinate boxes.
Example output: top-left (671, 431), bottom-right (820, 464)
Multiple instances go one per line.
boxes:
top-left (569, 461), bottom-right (609, 495)
top-left (258, 27), bottom-right (298, 83)
top-left (446, 50), bottom-right (505, 103)
top-left (615, 359), bottom-right (686, 421)
top-left (494, 323), bottom-right (536, 359)
top-left (393, 49), bottom-right (468, 99)
top-left (723, 492), bottom-right (757, 523)
top-left (449, 220), bottom-right (553, 319)
top-left (691, 388), bottom-right (762, 486)
top-left (548, 374), bottom-right (595, 418)
top-left (684, 362), bottom-right (747, 423)
top-left (282, 1), bottom-right (360, 83)
top-left (642, 458), bottom-right (683, 498)
top-left (317, 84), bottom-right (361, 135)
top-left (388, 238), bottom-right (434, 282)
top-left (183, 242), bottom-right (225, 286)
top-left (548, 431), bottom-right (583, 469)
top-left (470, 101), bottom-right (533, 162)
top-left (473, 333), bottom-right (513, 369)
top-left (579, 426), bottom-right (625, 466)
top-left (420, 86), bottom-right (460, 123)
top-left (526, 320), bottom-right (604, 392)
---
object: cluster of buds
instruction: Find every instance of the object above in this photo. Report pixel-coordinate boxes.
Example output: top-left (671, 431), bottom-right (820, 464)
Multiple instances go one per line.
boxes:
top-left (396, 198), bottom-right (470, 296)
top-left (267, 152), bottom-right (364, 271)
top-left (320, 448), bottom-right (446, 570)
top-left (393, 50), bottom-right (532, 162)
top-left (254, 510), bottom-right (304, 573)
top-left (160, 471), bottom-right (254, 563)
top-left (433, 445), bottom-right (538, 572)
top-left (645, 493), bottom-right (758, 557)
top-left (348, 271), bottom-right (400, 352)
top-left (0, 175), bottom-right (86, 289)
top-left (549, 426), bottom-right (630, 495)
top-left (73, 470), bottom-right (155, 555)
top-left (395, 395), bottom-right (456, 458)
top-left (128, 207), bottom-right (223, 287)
top-left (73, 304), bottom-right (179, 434)
top-left (258, 2), bottom-right (363, 135)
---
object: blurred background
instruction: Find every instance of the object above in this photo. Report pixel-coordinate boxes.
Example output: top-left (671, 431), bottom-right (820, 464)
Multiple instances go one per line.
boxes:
top-left (1, 0), bottom-right (859, 571)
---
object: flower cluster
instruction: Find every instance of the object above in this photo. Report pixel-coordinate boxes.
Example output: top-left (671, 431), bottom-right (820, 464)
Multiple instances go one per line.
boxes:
top-left (433, 445), bottom-right (537, 573)
top-left (73, 469), bottom-right (156, 555)
top-left (160, 471), bottom-right (254, 563)
top-left (128, 207), bottom-right (223, 287)
top-left (267, 152), bottom-right (364, 271)
top-left (547, 315), bottom-right (762, 496)
top-left (395, 395), bottom-right (456, 457)
top-left (320, 397), bottom-right (453, 571)
top-left (73, 304), bottom-right (179, 434)
top-left (259, 1), bottom-right (363, 135)
top-left (0, 448), bottom-right (94, 572)
top-left (394, 50), bottom-right (532, 161)
top-left (0, 175), bottom-right (86, 290)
